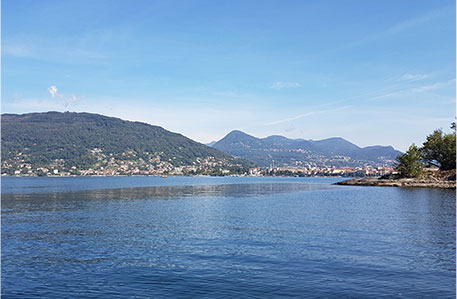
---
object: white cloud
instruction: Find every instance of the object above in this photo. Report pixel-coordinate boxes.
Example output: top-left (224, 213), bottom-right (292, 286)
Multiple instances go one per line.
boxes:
top-left (48, 86), bottom-right (58, 97)
top-left (269, 82), bottom-right (301, 89)
top-left (47, 85), bottom-right (79, 107)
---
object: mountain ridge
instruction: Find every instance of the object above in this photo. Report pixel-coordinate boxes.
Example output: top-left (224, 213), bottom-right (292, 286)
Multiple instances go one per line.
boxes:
top-left (211, 130), bottom-right (402, 167)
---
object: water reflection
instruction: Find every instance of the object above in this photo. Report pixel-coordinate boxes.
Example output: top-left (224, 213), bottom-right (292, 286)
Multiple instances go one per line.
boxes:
top-left (2, 182), bottom-right (332, 213)
top-left (2, 176), bottom-right (344, 194)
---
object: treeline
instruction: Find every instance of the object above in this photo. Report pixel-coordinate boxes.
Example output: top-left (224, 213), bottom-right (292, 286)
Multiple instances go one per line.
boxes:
top-left (396, 122), bottom-right (456, 178)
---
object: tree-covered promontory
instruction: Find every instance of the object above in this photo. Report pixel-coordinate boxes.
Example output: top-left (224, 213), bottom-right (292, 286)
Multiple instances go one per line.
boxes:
top-left (395, 122), bottom-right (456, 178)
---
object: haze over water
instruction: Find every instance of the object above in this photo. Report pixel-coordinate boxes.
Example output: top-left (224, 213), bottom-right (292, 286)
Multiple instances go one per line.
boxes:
top-left (2, 177), bottom-right (455, 298)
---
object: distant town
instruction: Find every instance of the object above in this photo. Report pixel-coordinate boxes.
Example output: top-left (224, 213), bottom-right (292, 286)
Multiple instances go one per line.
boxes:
top-left (2, 147), bottom-right (395, 177)
top-left (249, 165), bottom-right (395, 177)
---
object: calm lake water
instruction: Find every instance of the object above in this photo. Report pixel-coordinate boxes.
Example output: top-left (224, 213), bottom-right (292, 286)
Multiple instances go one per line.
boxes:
top-left (2, 176), bottom-right (455, 298)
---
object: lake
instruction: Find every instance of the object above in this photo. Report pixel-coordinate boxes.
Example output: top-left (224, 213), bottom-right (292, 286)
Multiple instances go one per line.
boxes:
top-left (2, 176), bottom-right (455, 298)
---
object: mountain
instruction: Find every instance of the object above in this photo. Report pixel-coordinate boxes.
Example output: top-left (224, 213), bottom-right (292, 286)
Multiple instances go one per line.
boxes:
top-left (1, 112), bottom-right (251, 176)
top-left (211, 130), bottom-right (402, 167)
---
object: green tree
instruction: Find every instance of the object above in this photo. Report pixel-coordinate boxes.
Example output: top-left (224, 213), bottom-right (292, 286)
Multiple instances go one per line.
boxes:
top-left (395, 144), bottom-right (423, 178)
top-left (421, 123), bottom-right (456, 170)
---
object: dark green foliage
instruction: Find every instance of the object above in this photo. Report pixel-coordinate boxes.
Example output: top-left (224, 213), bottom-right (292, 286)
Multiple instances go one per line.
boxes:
top-left (421, 124), bottom-right (456, 170)
top-left (395, 144), bottom-right (423, 178)
top-left (1, 112), bottom-right (242, 170)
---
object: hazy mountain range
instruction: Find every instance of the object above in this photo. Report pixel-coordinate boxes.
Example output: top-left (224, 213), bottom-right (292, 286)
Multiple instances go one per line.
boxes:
top-left (209, 130), bottom-right (402, 168)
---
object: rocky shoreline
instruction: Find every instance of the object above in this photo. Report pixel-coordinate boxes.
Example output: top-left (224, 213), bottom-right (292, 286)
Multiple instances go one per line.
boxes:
top-left (335, 177), bottom-right (455, 189)
top-left (335, 170), bottom-right (456, 189)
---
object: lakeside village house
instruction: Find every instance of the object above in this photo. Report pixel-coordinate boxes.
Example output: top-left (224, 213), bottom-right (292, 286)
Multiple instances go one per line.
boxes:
top-left (249, 166), bottom-right (395, 177)
top-left (2, 149), bottom-right (395, 177)
top-left (3, 160), bottom-right (395, 177)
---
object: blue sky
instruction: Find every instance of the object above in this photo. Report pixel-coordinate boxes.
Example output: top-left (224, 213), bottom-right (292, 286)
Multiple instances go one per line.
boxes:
top-left (2, 0), bottom-right (456, 151)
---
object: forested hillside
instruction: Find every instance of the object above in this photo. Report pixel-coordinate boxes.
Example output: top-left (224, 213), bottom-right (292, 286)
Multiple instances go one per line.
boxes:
top-left (2, 112), bottom-right (251, 176)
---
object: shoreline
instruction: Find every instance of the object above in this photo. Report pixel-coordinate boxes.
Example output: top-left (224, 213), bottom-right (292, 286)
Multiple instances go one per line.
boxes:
top-left (0, 174), bottom-right (355, 178)
top-left (4, 174), bottom-right (456, 189)
top-left (335, 177), bottom-right (456, 189)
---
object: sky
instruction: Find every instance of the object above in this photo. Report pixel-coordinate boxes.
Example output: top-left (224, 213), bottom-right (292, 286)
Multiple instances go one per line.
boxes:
top-left (2, 0), bottom-right (456, 151)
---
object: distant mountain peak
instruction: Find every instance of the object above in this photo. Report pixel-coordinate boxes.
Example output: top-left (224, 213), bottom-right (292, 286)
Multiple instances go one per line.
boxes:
top-left (226, 130), bottom-right (253, 137)
top-left (219, 130), bottom-right (258, 142)
top-left (212, 130), bottom-right (400, 167)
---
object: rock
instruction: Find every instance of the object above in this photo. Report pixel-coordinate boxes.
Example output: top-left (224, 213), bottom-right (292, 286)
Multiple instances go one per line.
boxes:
top-left (335, 171), bottom-right (456, 189)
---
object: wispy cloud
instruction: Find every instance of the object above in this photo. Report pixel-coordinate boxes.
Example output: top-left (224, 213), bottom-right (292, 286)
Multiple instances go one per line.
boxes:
top-left (2, 44), bottom-right (32, 57)
top-left (363, 77), bottom-right (455, 103)
top-left (264, 105), bottom-right (352, 126)
top-left (400, 73), bottom-right (429, 81)
top-left (3, 35), bottom-right (108, 62)
top-left (366, 91), bottom-right (404, 102)
top-left (269, 82), bottom-right (301, 89)
top-left (384, 11), bottom-right (440, 35)
top-left (326, 7), bottom-right (452, 54)
top-left (211, 90), bottom-right (253, 99)
top-left (412, 79), bottom-right (455, 92)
